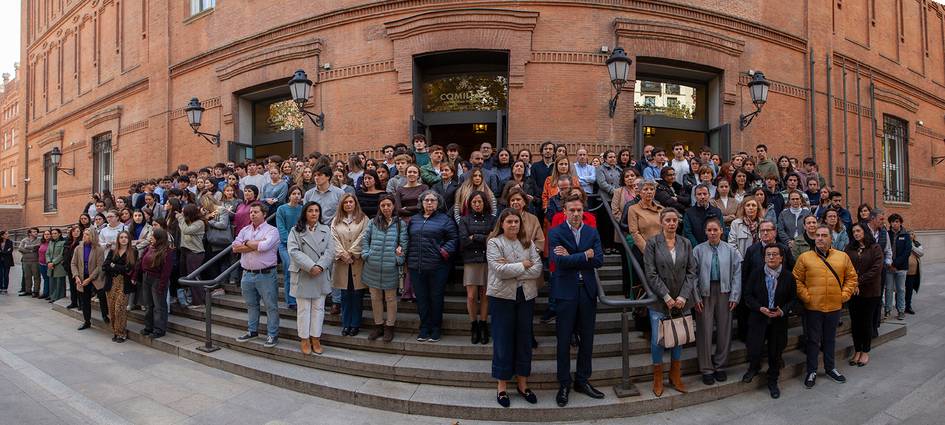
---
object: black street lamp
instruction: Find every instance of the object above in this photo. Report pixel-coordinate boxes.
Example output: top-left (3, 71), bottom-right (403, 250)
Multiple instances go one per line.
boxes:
top-left (289, 69), bottom-right (325, 130)
top-left (739, 71), bottom-right (771, 130)
top-left (48, 146), bottom-right (74, 175)
top-left (184, 97), bottom-right (221, 146)
top-left (606, 47), bottom-right (632, 118)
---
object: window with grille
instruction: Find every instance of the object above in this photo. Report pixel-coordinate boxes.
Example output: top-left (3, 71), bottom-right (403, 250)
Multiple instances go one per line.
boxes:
top-left (190, 0), bottom-right (215, 15)
top-left (92, 133), bottom-right (113, 194)
top-left (44, 153), bottom-right (57, 211)
top-left (882, 115), bottom-right (910, 203)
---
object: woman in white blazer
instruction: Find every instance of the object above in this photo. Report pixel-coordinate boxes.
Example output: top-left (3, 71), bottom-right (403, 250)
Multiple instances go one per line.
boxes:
top-left (728, 198), bottom-right (762, 257)
top-left (288, 201), bottom-right (335, 356)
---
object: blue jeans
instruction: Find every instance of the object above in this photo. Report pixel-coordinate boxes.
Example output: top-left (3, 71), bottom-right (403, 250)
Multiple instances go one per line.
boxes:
top-left (278, 244), bottom-right (296, 307)
top-left (648, 308), bottom-right (683, 364)
top-left (241, 269), bottom-right (280, 337)
top-left (39, 265), bottom-right (50, 297)
top-left (884, 269), bottom-right (907, 313)
top-left (410, 264), bottom-right (450, 338)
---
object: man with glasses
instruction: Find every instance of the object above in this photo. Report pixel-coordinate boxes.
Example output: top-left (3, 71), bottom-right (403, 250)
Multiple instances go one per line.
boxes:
top-left (737, 220), bottom-right (793, 341)
top-left (635, 144), bottom-right (656, 178)
top-left (17, 228), bottom-right (41, 297)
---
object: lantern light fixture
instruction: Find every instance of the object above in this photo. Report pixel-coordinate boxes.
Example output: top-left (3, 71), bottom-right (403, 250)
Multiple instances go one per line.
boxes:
top-left (289, 69), bottom-right (325, 130)
top-left (739, 71), bottom-right (771, 130)
top-left (606, 47), bottom-right (632, 118)
top-left (184, 97), bottom-right (221, 146)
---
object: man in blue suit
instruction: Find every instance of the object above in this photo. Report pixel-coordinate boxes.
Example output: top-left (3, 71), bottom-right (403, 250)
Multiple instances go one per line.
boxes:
top-left (549, 194), bottom-right (605, 407)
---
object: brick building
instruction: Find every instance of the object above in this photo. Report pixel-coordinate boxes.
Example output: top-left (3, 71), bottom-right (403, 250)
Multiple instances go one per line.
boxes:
top-left (16, 0), bottom-right (945, 241)
top-left (0, 67), bottom-right (23, 206)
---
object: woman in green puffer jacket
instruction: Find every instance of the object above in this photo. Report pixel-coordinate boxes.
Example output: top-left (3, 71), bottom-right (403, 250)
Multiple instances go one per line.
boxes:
top-left (361, 194), bottom-right (407, 342)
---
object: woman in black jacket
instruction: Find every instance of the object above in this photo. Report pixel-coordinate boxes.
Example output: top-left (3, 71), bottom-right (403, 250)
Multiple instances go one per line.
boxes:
top-left (62, 226), bottom-right (83, 309)
top-left (0, 230), bottom-right (13, 294)
top-left (102, 231), bottom-right (137, 343)
top-left (432, 162), bottom-right (459, 213)
top-left (458, 191), bottom-right (497, 344)
top-left (407, 190), bottom-right (459, 343)
top-left (845, 223), bottom-right (884, 367)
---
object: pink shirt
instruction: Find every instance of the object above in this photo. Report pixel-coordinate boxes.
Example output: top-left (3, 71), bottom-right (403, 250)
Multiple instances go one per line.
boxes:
top-left (38, 242), bottom-right (48, 264)
top-left (232, 221), bottom-right (280, 270)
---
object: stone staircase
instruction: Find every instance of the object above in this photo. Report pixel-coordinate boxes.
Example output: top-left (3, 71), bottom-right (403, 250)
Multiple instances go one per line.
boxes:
top-left (52, 253), bottom-right (908, 421)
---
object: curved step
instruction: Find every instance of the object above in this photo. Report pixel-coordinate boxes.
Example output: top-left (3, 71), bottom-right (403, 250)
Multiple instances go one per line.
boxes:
top-left (50, 300), bottom-right (907, 422)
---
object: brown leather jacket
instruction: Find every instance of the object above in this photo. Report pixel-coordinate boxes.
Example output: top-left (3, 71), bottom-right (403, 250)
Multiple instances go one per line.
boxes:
top-left (845, 243), bottom-right (884, 298)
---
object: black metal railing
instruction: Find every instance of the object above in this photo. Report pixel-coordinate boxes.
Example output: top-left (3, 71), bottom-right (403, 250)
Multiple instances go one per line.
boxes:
top-left (177, 212), bottom-right (277, 353)
top-left (596, 190), bottom-right (657, 398)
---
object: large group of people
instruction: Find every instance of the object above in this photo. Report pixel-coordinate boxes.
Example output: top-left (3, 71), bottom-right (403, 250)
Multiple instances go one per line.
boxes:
top-left (0, 138), bottom-right (926, 406)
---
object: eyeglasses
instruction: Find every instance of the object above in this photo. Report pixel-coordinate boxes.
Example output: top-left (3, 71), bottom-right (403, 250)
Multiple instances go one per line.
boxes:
top-left (760, 228), bottom-right (775, 233)
top-left (765, 253), bottom-right (781, 258)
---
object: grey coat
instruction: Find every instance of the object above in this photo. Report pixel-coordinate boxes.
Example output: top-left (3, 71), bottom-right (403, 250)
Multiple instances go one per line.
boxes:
top-left (644, 233), bottom-right (698, 315)
top-left (595, 163), bottom-right (622, 196)
top-left (287, 224), bottom-right (335, 299)
top-left (691, 241), bottom-right (743, 303)
top-left (17, 236), bottom-right (40, 263)
top-left (777, 207), bottom-right (811, 244)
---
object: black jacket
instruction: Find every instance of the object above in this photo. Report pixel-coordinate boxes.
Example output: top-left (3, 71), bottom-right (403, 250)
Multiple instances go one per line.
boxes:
top-left (102, 250), bottom-right (135, 294)
top-left (0, 239), bottom-right (13, 267)
top-left (682, 203), bottom-right (723, 246)
top-left (406, 211), bottom-right (459, 271)
top-left (744, 266), bottom-right (798, 316)
top-left (655, 180), bottom-right (688, 212)
top-left (889, 229), bottom-right (912, 271)
top-left (433, 179), bottom-right (459, 213)
top-left (741, 241), bottom-right (794, 294)
top-left (458, 212), bottom-right (497, 264)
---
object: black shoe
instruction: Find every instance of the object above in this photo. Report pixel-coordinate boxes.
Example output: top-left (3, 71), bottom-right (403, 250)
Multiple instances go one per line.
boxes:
top-left (540, 311), bottom-right (556, 324)
top-left (555, 385), bottom-right (570, 407)
top-left (905, 308), bottom-right (916, 315)
top-left (532, 337), bottom-right (538, 349)
top-left (111, 335), bottom-right (118, 342)
top-left (116, 337), bottom-right (126, 343)
top-left (78, 322), bottom-right (91, 330)
top-left (826, 368), bottom-right (846, 383)
top-left (428, 330), bottom-right (441, 343)
top-left (235, 332), bottom-right (259, 342)
top-left (517, 387), bottom-right (538, 404)
top-left (742, 369), bottom-right (758, 384)
top-left (349, 328), bottom-right (360, 337)
top-left (141, 329), bottom-right (153, 336)
top-left (151, 332), bottom-right (165, 339)
top-left (479, 320), bottom-right (490, 345)
top-left (804, 372), bottom-right (816, 388)
top-left (713, 370), bottom-right (727, 382)
top-left (702, 374), bottom-right (716, 385)
top-left (342, 328), bottom-right (350, 336)
top-left (496, 391), bottom-right (510, 408)
top-left (65, 304), bottom-right (78, 309)
top-left (470, 321), bottom-right (481, 345)
top-left (768, 381), bottom-right (781, 399)
top-left (573, 382), bottom-right (605, 399)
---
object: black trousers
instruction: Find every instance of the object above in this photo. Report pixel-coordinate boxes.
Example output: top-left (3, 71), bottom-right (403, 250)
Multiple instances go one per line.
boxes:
top-left (803, 309), bottom-right (841, 374)
top-left (849, 295), bottom-right (880, 353)
top-left (555, 284), bottom-right (596, 386)
top-left (489, 288), bottom-right (535, 381)
top-left (905, 274), bottom-right (918, 310)
top-left (745, 312), bottom-right (788, 381)
top-left (67, 271), bottom-right (79, 307)
top-left (80, 286), bottom-right (109, 324)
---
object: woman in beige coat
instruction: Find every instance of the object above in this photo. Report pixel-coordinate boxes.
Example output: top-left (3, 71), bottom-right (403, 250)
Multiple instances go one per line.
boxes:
top-left (332, 193), bottom-right (368, 336)
top-left (71, 228), bottom-right (107, 330)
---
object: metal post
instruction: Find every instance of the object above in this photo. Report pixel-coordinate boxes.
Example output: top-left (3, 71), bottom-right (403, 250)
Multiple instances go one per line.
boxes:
top-left (855, 62), bottom-right (864, 205)
top-left (613, 307), bottom-right (640, 397)
top-left (841, 60), bottom-right (850, 203)
top-left (809, 48), bottom-right (817, 157)
top-left (826, 52), bottom-right (835, 188)
top-left (869, 75), bottom-right (879, 207)
top-left (196, 285), bottom-right (220, 353)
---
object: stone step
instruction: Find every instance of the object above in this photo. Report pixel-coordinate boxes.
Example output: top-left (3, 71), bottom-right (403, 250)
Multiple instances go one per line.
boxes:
top-left (50, 301), bottom-right (907, 422)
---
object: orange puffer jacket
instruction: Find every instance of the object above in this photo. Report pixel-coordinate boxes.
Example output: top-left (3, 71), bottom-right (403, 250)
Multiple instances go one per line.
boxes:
top-left (792, 248), bottom-right (858, 312)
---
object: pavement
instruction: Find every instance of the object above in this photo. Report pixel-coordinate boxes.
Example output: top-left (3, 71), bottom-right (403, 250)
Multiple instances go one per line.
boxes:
top-left (0, 263), bottom-right (943, 425)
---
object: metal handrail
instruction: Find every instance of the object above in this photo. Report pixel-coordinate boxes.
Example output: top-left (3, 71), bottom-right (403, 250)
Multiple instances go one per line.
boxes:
top-left (177, 212), bottom-right (277, 353)
top-left (594, 190), bottom-right (657, 398)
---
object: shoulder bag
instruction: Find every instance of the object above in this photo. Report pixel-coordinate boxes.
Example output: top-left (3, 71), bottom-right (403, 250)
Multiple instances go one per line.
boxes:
top-left (658, 308), bottom-right (696, 348)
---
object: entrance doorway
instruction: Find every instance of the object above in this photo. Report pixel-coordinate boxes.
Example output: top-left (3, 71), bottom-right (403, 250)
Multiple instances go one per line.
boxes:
top-left (412, 50), bottom-right (509, 158)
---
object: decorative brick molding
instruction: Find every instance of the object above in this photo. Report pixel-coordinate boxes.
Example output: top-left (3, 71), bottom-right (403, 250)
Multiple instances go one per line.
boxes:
top-left (873, 86), bottom-right (919, 113)
top-left (530, 51), bottom-right (608, 65)
top-left (615, 18), bottom-right (745, 57)
top-left (384, 8), bottom-right (539, 93)
top-left (35, 130), bottom-right (65, 148)
top-left (737, 73), bottom-right (808, 100)
top-left (916, 125), bottom-right (945, 139)
top-left (83, 106), bottom-right (122, 129)
top-left (170, 97), bottom-right (220, 120)
top-left (118, 119), bottom-right (149, 136)
top-left (215, 39), bottom-right (322, 81)
top-left (833, 97), bottom-right (874, 118)
top-left (318, 60), bottom-right (395, 83)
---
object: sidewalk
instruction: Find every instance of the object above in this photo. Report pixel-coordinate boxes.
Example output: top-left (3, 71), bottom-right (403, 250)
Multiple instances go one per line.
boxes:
top-left (0, 263), bottom-right (943, 425)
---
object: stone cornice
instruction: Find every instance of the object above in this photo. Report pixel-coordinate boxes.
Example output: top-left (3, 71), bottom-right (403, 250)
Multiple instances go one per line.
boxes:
top-left (35, 130), bottom-right (64, 148)
top-left (215, 39), bottom-right (323, 81)
top-left (170, 97), bottom-right (220, 120)
top-left (318, 60), bottom-right (395, 82)
top-left (737, 73), bottom-right (808, 100)
top-left (384, 8), bottom-right (539, 40)
top-left (873, 86), bottom-right (919, 113)
top-left (530, 51), bottom-right (608, 65)
top-left (83, 106), bottom-right (122, 129)
top-left (834, 53), bottom-right (945, 111)
top-left (615, 18), bottom-right (744, 57)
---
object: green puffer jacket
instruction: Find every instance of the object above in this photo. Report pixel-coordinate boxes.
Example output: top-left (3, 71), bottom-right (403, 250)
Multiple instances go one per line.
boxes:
top-left (360, 217), bottom-right (408, 290)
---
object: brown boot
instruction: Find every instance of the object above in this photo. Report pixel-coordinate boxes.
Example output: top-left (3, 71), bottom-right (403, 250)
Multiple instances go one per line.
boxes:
top-left (368, 326), bottom-right (384, 341)
top-left (670, 360), bottom-right (687, 393)
top-left (382, 325), bottom-right (395, 343)
top-left (652, 364), bottom-right (664, 397)
top-left (310, 337), bottom-right (323, 355)
top-left (300, 338), bottom-right (312, 355)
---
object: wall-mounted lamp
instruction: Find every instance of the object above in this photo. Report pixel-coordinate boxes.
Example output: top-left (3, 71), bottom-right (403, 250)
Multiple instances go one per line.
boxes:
top-left (739, 71), bottom-right (770, 130)
top-left (289, 69), bottom-right (326, 130)
top-left (606, 47), bottom-right (632, 118)
top-left (48, 146), bottom-right (74, 175)
top-left (184, 97), bottom-right (221, 146)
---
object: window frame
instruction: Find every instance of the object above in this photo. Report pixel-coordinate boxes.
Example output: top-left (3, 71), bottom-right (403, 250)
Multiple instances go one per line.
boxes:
top-left (881, 114), bottom-right (910, 203)
top-left (92, 132), bottom-right (113, 194)
top-left (43, 152), bottom-right (58, 212)
top-left (190, 0), bottom-right (216, 16)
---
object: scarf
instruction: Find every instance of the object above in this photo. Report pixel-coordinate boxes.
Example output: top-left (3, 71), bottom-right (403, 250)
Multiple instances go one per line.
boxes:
top-left (789, 206), bottom-right (803, 216)
top-left (764, 264), bottom-right (782, 279)
top-left (744, 217), bottom-right (759, 243)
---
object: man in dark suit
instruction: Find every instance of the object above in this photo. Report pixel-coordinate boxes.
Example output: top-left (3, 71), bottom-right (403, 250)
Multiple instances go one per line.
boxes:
top-left (741, 244), bottom-right (797, 399)
top-left (737, 220), bottom-right (793, 341)
top-left (549, 194), bottom-right (605, 407)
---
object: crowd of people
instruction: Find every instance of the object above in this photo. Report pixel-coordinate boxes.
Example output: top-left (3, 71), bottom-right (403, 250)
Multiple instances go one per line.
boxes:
top-left (0, 137), bottom-right (926, 407)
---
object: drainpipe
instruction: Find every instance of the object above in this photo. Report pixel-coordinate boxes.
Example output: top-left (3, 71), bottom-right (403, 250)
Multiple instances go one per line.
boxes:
top-left (809, 48), bottom-right (817, 157)
top-left (841, 59), bottom-right (850, 202)
top-left (869, 73), bottom-right (878, 207)
top-left (825, 52), bottom-right (834, 188)
top-left (855, 62), bottom-right (864, 205)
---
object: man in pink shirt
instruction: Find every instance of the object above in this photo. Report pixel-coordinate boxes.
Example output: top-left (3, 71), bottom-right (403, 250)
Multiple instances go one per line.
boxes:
top-left (232, 202), bottom-right (282, 348)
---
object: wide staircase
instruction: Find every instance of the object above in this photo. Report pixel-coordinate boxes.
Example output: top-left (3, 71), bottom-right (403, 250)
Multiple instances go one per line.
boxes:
top-left (53, 200), bottom-right (907, 422)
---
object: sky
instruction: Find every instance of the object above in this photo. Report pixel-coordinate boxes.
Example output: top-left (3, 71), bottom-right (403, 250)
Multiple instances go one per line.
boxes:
top-left (0, 2), bottom-right (20, 81)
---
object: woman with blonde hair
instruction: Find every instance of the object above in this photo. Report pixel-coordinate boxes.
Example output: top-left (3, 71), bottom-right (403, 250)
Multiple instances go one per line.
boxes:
top-left (453, 167), bottom-right (497, 222)
top-left (627, 180), bottom-right (664, 252)
top-left (541, 155), bottom-right (581, 210)
top-left (332, 193), bottom-right (368, 336)
top-left (728, 198), bottom-right (761, 257)
top-left (102, 231), bottom-right (137, 342)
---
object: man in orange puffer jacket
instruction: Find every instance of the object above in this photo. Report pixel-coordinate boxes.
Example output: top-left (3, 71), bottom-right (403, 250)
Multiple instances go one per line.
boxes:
top-left (793, 225), bottom-right (858, 390)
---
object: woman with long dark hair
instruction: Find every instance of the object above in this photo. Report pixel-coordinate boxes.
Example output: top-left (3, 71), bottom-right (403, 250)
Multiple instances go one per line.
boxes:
top-left (0, 230), bottom-right (12, 294)
top-left (362, 195), bottom-right (407, 342)
top-left (134, 228), bottom-right (174, 338)
top-left (46, 229), bottom-right (67, 303)
top-left (845, 223), bottom-right (883, 367)
top-left (494, 148), bottom-right (514, 190)
top-left (499, 160), bottom-right (537, 211)
top-left (62, 226), bottom-right (82, 308)
top-left (617, 149), bottom-right (633, 169)
top-left (454, 167), bottom-right (498, 222)
top-left (178, 203), bottom-right (207, 306)
top-left (394, 164), bottom-right (429, 220)
top-left (458, 191), bottom-right (497, 344)
top-left (356, 170), bottom-right (384, 218)
top-left (288, 201), bottom-right (334, 355)
top-left (103, 231), bottom-right (137, 342)
top-left (776, 156), bottom-right (794, 187)
top-left (38, 230), bottom-right (52, 299)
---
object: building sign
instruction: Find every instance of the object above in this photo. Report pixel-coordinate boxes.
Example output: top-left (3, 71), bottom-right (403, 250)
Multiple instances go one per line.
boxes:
top-left (422, 74), bottom-right (508, 113)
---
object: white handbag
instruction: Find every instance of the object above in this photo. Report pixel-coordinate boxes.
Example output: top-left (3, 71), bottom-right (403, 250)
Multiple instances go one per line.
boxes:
top-left (658, 310), bottom-right (696, 349)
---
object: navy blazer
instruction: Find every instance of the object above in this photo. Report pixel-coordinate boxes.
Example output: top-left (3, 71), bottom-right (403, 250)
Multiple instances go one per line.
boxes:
top-left (889, 229), bottom-right (912, 270)
top-left (548, 222), bottom-right (604, 300)
top-left (744, 267), bottom-right (798, 316)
